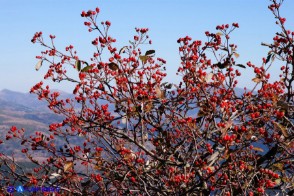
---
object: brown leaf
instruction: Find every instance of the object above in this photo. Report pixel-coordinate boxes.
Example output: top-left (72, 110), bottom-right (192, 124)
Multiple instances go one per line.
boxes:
top-left (145, 102), bottom-right (153, 112)
top-left (64, 161), bottom-right (73, 172)
top-left (277, 100), bottom-right (289, 110)
top-left (273, 122), bottom-right (289, 138)
top-left (124, 151), bottom-right (136, 161)
top-left (10, 163), bottom-right (16, 173)
top-left (114, 144), bottom-right (122, 151)
top-left (197, 109), bottom-right (207, 117)
top-left (26, 173), bottom-right (33, 178)
top-left (252, 77), bottom-right (262, 83)
top-left (221, 120), bottom-right (233, 137)
top-left (272, 163), bottom-right (284, 171)
top-left (108, 62), bottom-right (119, 71)
top-left (272, 94), bottom-right (279, 106)
top-left (94, 159), bottom-right (104, 170)
top-left (216, 32), bottom-right (223, 36)
top-left (155, 86), bottom-right (165, 99)
top-left (201, 73), bottom-right (213, 83)
top-left (234, 53), bottom-right (240, 58)
top-left (252, 147), bottom-right (264, 152)
top-left (139, 55), bottom-right (149, 64)
top-left (35, 60), bottom-right (43, 71)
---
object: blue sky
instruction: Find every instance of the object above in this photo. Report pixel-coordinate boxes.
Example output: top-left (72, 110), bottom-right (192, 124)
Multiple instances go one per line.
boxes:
top-left (1, 0), bottom-right (294, 93)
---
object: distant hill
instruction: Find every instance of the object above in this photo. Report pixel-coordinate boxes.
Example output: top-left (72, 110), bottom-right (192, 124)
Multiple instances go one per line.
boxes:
top-left (0, 87), bottom-right (248, 155)
top-left (0, 86), bottom-right (248, 130)
top-left (0, 89), bottom-right (66, 128)
top-left (0, 89), bottom-right (66, 155)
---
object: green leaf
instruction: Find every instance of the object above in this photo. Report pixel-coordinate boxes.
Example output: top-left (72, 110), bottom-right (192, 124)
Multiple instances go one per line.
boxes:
top-left (265, 53), bottom-right (272, 64)
top-left (119, 46), bottom-right (128, 54)
top-left (275, 178), bottom-right (281, 185)
top-left (145, 50), bottom-right (155, 56)
top-left (83, 61), bottom-right (89, 66)
top-left (129, 40), bottom-right (134, 46)
top-left (75, 60), bottom-right (81, 71)
top-left (81, 66), bottom-right (93, 72)
top-left (235, 64), bottom-right (246, 68)
top-left (165, 83), bottom-right (173, 89)
top-left (139, 55), bottom-right (149, 64)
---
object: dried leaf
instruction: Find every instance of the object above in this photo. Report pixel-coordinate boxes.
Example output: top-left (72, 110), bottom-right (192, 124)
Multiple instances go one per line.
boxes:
top-left (216, 32), bottom-right (223, 36)
top-left (145, 102), bottom-right (153, 112)
top-left (252, 77), bottom-right (262, 83)
top-left (64, 161), bottom-right (73, 172)
top-left (108, 62), bottom-right (119, 71)
top-left (206, 166), bottom-right (215, 172)
top-left (271, 54), bottom-right (275, 62)
top-left (272, 163), bottom-right (284, 171)
top-left (234, 53), bottom-right (240, 58)
top-left (155, 86), bottom-right (164, 99)
top-left (114, 144), bottom-right (122, 151)
top-left (26, 173), bottom-right (33, 178)
top-left (221, 120), bottom-right (233, 137)
top-left (94, 159), bottom-right (104, 170)
top-left (121, 116), bottom-right (127, 124)
top-left (207, 151), bottom-right (219, 166)
top-left (35, 60), bottom-right (43, 71)
top-left (9, 163), bottom-right (16, 172)
top-left (49, 173), bottom-right (61, 179)
top-left (252, 147), bottom-right (264, 152)
top-left (277, 100), bottom-right (289, 110)
top-left (197, 109), bottom-right (207, 117)
top-left (187, 121), bottom-right (196, 129)
top-left (139, 55), bottom-right (149, 64)
top-left (203, 73), bottom-right (213, 82)
top-left (272, 94), bottom-right (279, 105)
top-left (247, 165), bottom-right (254, 171)
top-left (124, 152), bottom-right (136, 160)
top-left (273, 122), bottom-right (289, 137)
top-left (281, 177), bottom-right (290, 183)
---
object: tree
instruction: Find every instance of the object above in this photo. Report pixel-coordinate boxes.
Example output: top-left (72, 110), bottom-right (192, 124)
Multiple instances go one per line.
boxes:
top-left (0, 0), bottom-right (293, 195)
